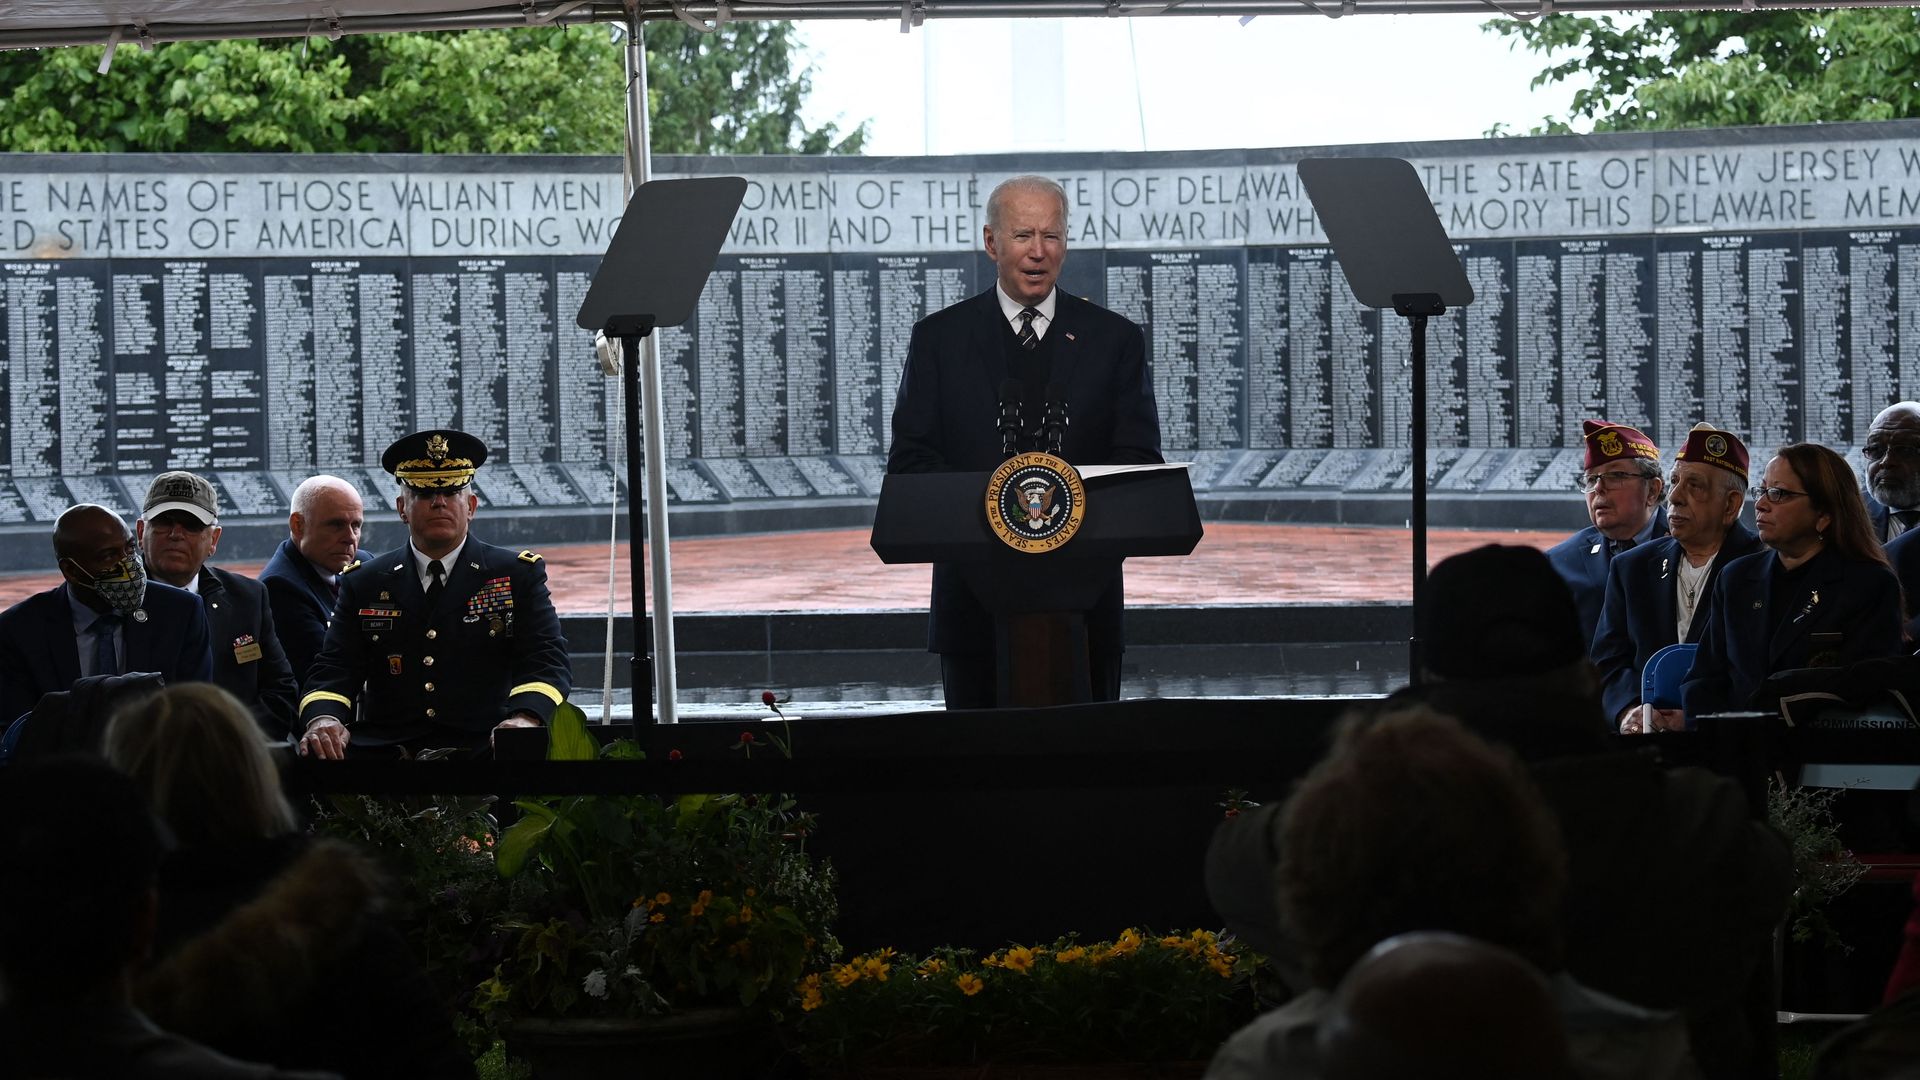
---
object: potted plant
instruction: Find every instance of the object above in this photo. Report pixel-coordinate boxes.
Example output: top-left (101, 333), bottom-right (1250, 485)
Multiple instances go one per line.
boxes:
top-left (472, 702), bottom-right (839, 1079)
top-left (1769, 778), bottom-right (1870, 1013)
top-left (791, 928), bottom-right (1271, 1078)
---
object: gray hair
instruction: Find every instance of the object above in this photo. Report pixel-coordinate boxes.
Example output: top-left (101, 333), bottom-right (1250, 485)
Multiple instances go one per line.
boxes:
top-left (986, 175), bottom-right (1070, 234)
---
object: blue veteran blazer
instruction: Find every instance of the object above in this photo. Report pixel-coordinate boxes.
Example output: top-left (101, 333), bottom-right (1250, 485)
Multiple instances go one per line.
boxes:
top-left (1590, 523), bottom-right (1761, 721)
top-left (1545, 506), bottom-right (1669, 648)
top-left (1681, 548), bottom-right (1903, 716)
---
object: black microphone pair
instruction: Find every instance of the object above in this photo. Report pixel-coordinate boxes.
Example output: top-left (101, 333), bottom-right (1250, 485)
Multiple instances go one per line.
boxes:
top-left (997, 379), bottom-right (1068, 457)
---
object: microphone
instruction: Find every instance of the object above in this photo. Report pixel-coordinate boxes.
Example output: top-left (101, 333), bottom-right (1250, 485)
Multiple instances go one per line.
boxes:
top-left (997, 379), bottom-right (1024, 458)
top-left (1042, 381), bottom-right (1069, 456)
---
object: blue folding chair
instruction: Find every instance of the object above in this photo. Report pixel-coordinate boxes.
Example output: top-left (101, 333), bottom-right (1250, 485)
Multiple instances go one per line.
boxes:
top-left (1641, 642), bottom-right (1699, 713)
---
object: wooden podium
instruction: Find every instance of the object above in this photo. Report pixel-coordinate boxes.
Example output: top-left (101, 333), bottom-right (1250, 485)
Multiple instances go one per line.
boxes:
top-left (871, 465), bottom-right (1202, 707)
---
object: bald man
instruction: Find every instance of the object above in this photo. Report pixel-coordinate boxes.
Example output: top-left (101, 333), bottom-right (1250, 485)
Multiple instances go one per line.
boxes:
top-left (1865, 401), bottom-right (1920, 542)
top-left (258, 476), bottom-right (370, 688)
top-left (0, 504), bottom-right (212, 731)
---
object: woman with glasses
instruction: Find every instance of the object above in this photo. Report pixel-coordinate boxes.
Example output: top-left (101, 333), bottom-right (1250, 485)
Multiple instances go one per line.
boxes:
top-left (1681, 443), bottom-right (1903, 718)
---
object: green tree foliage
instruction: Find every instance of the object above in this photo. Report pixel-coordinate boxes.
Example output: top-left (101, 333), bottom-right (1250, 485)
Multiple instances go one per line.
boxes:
top-left (1487, 10), bottom-right (1920, 133)
top-left (0, 21), bottom-right (866, 154)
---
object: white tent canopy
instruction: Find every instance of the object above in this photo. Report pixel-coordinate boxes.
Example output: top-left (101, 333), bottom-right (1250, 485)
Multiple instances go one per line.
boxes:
top-left (0, 0), bottom-right (1896, 51)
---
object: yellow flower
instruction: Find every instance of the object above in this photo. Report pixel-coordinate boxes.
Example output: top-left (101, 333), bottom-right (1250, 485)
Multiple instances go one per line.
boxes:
top-left (800, 989), bottom-right (825, 1011)
top-left (1055, 946), bottom-right (1088, 965)
top-left (955, 973), bottom-right (983, 996)
top-left (917, 957), bottom-right (946, 977)
top-left (690, 889), bottom-right (713, 917)
top-left (831, 964), bottom-right (861, 988)
top-left (648, 912), bottom-right (666, 924)
top-left (1086, 946), bottom-right (1112, 966)
top-left (1208, 956), bottom-right (1234, 978)
top-left (860, 953), bottom-right (892, 982)
top-left (1002, 946), bottom-right (1036, 974)
top-left (798, 973), bottom-right (823, 992)
top-left (1159, 935), bottom-right (1184, 950)
top-left (981, 953), bottom-right (1003, 969)
top-left (745, 887), bottom-right (758, 898)
top-left (651, 891), bottom-right (672, 908)
top-left (1110, 929), bottom-right (1143, 958)
top-left (738, 905), bottom-right (753, 923)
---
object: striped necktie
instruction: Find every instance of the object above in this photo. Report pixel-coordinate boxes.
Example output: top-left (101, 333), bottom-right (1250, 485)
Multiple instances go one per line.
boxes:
top-left (1017, 307), bottom-right (1040, 350)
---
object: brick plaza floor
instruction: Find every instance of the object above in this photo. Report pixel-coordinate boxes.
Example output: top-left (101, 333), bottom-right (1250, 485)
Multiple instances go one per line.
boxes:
top-left (0, 522), bottom-right (1572, 613)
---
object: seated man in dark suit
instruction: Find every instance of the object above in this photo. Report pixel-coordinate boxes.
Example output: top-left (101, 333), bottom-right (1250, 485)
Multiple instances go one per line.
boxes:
top-left (259, 475), bottom-right (369, 689)
top-left (136, 471), bottom-right (298, 739)
top-left (1592, 424), bottom-right (1760, 734)
top-left (1864, 400), bottom-right (1920, 543)
top-left (886, 174), bottom-right (1163, 708)
top-left (0, 504), bottom-right (212, 733)
top-left (1545, 420), bottom-right (1667, 648)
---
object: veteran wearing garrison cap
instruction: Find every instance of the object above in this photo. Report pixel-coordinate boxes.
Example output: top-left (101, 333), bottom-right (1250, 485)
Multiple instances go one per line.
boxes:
top-left (1545, 420), bottom-right (1668, 647)
top-left (296, 430), bottom-right (570, 758)
top-left (1591, 424), bottom-right (1761, 733)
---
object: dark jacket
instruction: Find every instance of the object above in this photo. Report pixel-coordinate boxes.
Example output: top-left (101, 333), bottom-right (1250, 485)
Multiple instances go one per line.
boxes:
top-left (1682, 548), bottom-right (1904, 716)
top-left (299, 536), bottom-right (570, 747)
top-left (0, 581), bottom-right (213, 733)
top-left (138, 835), bottom-right (472, 1080)
top-left (198, 565), bottom-right (298, 739)
top-left (1204, 673), bottom-right (1791, 1080)
top-left (260, 538), bottom-right (371, 691)
top-left (1884, 526), bottom-right (1920, 639)
top-left (1591, 524), bottom-right (1762, 721)
top-left (885, 288), bottom-right (1162, 655)
top-left (1545, 507), bottom-right (1670, 649)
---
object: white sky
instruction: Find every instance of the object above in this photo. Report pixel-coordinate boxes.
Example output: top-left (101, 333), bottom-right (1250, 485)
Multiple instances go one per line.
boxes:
top-left (795, 14), bottom-right (1593, 156)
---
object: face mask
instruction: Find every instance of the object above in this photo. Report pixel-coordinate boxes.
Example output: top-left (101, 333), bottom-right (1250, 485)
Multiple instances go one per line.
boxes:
top-left (69, 551), bottom-right (149, 620)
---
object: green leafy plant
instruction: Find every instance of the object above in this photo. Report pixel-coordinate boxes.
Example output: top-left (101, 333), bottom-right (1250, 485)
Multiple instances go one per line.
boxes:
top-left (474, 702), bottom-right (839, 1023)
top-left (792, 929), bottom-right (1271, 1069)
top-left (1768, 778), bottom-right (1869, 948)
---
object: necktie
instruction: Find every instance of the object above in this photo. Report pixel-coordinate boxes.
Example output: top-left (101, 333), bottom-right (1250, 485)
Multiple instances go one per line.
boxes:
top-left (427, 559), bottom-right (446, 606)
top-left (325, 576), bottom-right (340, 607)
top-left (90, 613), bottom-right (120, 677)
top-left (1607, 537), bottom-right (1636, 557)
top-left (1017, 307), bottom-right (1040, 351)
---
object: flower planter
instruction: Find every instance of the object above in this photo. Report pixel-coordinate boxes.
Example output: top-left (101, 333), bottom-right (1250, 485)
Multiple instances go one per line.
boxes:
top-left (823, 1065), bottom-right (1207, 1080)
top-left (505, 1008), bottom-right (777, 1080)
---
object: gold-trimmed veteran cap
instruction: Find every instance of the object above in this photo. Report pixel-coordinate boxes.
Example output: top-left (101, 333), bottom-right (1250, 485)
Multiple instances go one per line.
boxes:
top-left (1674, 422), bottom-right (1749, 478)
top-left (142, 470), bottom-right (219, 525)
top-left (381, 429), bottom-right (488, 491)
top-left (1580, 418), bottom-right (1660, 471)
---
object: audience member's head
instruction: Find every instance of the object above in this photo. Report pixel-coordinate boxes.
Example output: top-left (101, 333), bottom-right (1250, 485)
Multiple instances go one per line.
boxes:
top-left (1866, 401), bottom-right (1920, 511)
top-left (288, 474), bottom-right (365, 574)
top-left (105, 683), bottom-right (297, 850)
top-left (1422, 544), bottom-right (1588, 683)
top-left (0, 756), bottom-right (172, 1001)
top-left (1318, 932), bottom-right (1572, 1080)
top-left (1765, 443), bottom-right (1887, 567)
top-left (1277, 706), bottom-right (1568, 989)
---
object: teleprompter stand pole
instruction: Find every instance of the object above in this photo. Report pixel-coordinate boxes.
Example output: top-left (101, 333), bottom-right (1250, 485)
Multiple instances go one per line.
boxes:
top-left (1394, 292), bottom-right (1444, 683)
top-left (613, 317), bottom-right (657, 722)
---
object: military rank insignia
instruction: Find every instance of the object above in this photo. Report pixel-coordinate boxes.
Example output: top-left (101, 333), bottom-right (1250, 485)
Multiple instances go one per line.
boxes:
top-left (985, 451), bottom-right (1086, 554)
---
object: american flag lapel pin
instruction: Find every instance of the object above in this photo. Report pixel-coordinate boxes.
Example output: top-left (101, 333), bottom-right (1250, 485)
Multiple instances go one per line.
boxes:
top-left (1064, 331), bottom-right (1076, 342)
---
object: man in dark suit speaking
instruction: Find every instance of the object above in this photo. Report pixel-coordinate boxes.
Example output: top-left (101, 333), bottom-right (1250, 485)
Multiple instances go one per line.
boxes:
top-left (886, 175), bottom-right (1163, 708)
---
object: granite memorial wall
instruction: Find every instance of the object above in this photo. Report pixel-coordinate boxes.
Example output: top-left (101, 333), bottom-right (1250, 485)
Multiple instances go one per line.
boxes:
top-left (6, 122), bottom-right (1920, 529)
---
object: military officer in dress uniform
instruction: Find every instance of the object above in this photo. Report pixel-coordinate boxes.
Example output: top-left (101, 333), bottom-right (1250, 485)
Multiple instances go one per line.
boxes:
top-left (296, 430), bottom-right (570, 758)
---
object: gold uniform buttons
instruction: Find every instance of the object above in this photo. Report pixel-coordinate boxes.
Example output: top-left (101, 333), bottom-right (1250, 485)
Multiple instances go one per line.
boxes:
top-left (426, 629), bottom-right (438, 640)
top-left (424, 682), bottom-right (436, 692)
top-left (423, 656), bottom-right (435, 667)
top-left (426, 708), bottom-right (437, 718)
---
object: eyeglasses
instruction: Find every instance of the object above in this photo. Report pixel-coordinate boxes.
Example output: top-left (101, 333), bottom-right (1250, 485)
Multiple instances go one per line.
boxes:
top-left (1862, 442), bottom-right (1920, 462)
top-left (1750, 486), bottom-right (1811, 504)
top-left (1577, 470), bottom-right (1651, 494)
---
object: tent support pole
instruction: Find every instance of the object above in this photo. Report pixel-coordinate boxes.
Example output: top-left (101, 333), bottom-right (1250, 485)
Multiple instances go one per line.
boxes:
top-left (623, 6), bottom-right (679, 725)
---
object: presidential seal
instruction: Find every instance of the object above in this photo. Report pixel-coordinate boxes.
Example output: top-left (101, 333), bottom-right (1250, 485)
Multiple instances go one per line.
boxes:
top-left (986, 452), bottom-right (1086, 553)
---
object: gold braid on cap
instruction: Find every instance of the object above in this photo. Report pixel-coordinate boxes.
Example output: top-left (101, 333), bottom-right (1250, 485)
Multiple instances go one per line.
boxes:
top-left (395, 458), bottom-right (477, 488)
